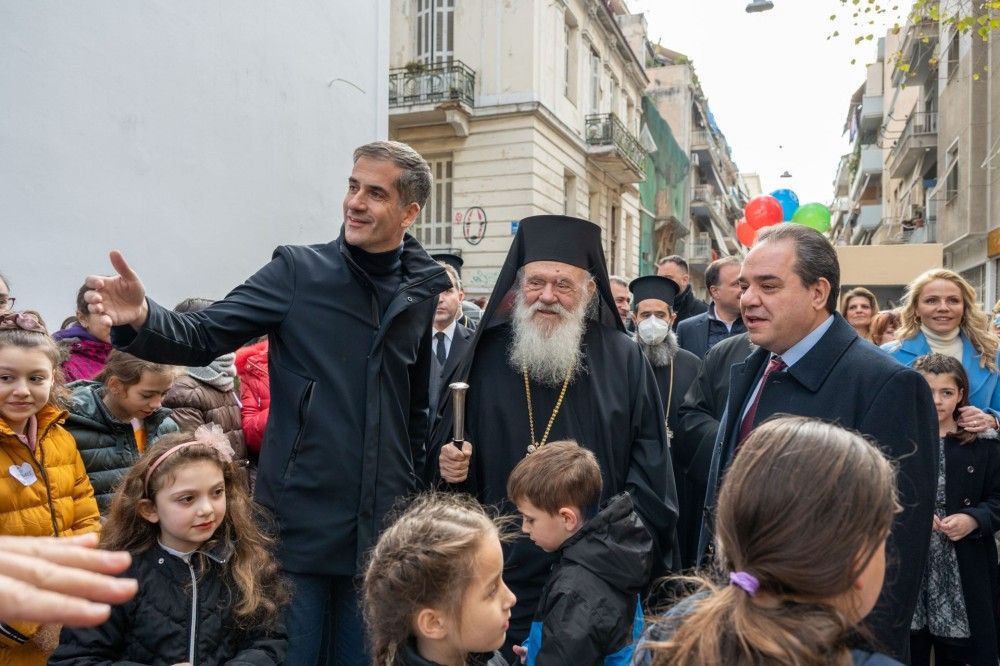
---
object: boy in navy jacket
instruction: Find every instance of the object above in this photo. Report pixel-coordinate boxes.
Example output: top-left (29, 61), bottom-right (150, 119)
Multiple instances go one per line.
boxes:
top-left (507, 441), bottom-right (653, 665)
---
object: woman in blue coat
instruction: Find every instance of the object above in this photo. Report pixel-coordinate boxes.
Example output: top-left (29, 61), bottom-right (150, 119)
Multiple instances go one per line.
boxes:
top-left (884, 268), bottom-right (1000, 433)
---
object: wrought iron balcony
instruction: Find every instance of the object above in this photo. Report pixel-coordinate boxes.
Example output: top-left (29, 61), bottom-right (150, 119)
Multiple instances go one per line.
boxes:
top-left (584, 113), bottom-right (647, 180)
top-left (389, 60), bottom-right (475, 108)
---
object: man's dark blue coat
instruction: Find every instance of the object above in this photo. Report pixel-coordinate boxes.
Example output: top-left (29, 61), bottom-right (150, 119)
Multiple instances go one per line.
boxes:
top-left (111, 232), bottom-right (451, 576)
top-left (700, 314), bottom-right (937, 663)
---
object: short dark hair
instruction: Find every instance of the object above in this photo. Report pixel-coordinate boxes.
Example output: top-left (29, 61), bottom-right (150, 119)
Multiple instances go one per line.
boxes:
top-left (656, 255), bottom-right (688, 274)
top-left (507, 440), bottom-right (603, 513)
top-left (756, 225), bottom-right (840, 313)
top-left (705, 256), bottom-right (741, 291)
top-left (353, 140), bottom-right (432, 210)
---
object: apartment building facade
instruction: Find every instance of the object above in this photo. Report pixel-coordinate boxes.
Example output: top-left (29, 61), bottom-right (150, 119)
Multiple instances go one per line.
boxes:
top-left (643, 45), bottom-right (745, 283)
top-left (833, 8), bottom-right (1000, 304)
top-left (388, 0), bottom-right (650, 295)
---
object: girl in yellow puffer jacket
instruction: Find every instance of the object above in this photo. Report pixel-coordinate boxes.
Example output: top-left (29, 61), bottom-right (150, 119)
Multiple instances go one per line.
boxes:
top-left (0, 311), bottom-right (100, 665)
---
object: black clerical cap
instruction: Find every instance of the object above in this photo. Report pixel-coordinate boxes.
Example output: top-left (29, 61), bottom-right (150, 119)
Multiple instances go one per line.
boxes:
top-left (515, 216), bottom-right (603, 271)
top-left (432, 253), bottom-right (464, 277)
top-left (628, 275), bottom-right (680, 308)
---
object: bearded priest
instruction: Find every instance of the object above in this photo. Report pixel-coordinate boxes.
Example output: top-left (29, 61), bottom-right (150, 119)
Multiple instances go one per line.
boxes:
top-left (629, 275), bottom-right (702, 568)
top-left (429, 215), bottom-right (678, 657)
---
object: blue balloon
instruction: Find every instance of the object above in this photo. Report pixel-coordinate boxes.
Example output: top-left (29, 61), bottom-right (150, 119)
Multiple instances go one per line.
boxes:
top-left (770, 189), bottom-right (800, 221)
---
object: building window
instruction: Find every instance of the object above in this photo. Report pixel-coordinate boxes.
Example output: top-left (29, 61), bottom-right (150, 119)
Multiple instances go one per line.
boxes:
top-left (944, 142), bottom-right (958, 203)
top-left (609, 76), bottom-right (620, 117)
top-left (564, 13), bottom-right (578, 103)
top-left (414, 157), bottom-right (453, 249)
top-left (417, 0), bottom-right (454, 65)
top-left (589, 49), bottom-right (601, 114)
top-left (946, 29), bottom-right (960, 83)
top-left (961, 265), bottom-right (984, 302)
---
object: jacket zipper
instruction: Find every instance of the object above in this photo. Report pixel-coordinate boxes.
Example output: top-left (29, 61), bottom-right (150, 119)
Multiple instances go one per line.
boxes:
top-left (33, 421), bottom-right (61, 536)
top-left (283, 381), bottom-right (315, 479)
top-left (186, 558), bottom-right (198, 665)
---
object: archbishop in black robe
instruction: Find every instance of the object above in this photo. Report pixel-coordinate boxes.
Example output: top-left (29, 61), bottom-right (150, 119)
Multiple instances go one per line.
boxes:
top-left (428, 216), bottom-right (678, 653)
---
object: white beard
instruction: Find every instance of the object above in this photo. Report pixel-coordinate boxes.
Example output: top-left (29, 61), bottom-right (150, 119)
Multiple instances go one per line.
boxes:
top-left (639, 329), bottom-right (679, 368)
top-left (508, 290), bottom-right (586, 386)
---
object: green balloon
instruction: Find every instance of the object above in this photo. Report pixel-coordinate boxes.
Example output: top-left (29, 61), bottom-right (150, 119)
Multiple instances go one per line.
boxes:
top-left (791, 203), bottom-right (832, 232)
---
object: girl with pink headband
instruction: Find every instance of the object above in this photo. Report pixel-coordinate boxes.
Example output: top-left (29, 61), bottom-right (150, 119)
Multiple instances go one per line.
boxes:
top-left (51, 425), bottom-right (289, 665)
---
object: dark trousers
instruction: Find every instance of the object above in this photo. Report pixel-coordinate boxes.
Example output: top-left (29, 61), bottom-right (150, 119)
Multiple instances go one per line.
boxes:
top-left (910, 627), bottom-right (969, 666)
top-left (285, 572), bottom-right (369, 666)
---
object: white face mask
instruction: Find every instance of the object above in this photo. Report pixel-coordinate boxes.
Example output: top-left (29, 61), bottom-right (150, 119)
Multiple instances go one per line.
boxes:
top-left (637, 315), bottom-right (671, 345)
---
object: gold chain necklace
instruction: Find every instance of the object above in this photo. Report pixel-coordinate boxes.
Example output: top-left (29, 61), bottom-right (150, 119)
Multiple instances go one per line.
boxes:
top-left (523, 366), bottom-right (573, 455)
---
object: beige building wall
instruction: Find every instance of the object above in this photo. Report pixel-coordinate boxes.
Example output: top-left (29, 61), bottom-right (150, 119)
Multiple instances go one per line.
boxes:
top-left (937, 25), bottom-right (990, 292)
top-left (389, 0), bottom-right (647, 295)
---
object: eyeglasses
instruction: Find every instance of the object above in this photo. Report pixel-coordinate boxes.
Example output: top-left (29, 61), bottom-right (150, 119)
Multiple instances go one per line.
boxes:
top-left (0, 311), bottom-right (47, 334)
top-left (0, 295), bottom-right (14, 310)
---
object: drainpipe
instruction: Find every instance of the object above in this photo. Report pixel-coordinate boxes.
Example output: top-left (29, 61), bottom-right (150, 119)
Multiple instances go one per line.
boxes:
top-left (987, 32), bottom-right (994, 303)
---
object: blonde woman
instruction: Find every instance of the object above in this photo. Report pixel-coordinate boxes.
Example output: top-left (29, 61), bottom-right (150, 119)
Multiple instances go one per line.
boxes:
top-left (884, 269), bottom-right (1000, 432)
top-left (840, 287), bottom-right (879, 339)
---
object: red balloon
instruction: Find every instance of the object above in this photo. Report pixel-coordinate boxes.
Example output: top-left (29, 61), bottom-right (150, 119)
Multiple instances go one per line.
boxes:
top-left (736, 218), bottom-right (757, 247)
top-left (745, 195), bottom-right (783, 230)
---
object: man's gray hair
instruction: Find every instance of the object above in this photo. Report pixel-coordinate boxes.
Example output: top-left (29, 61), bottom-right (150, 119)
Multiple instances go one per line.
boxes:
top-left (353, 140), bottom-right (432, 209)
top-left (756, 224), bottom-right (840, 314)
top-left (609, 275), bottom-right (629, 289)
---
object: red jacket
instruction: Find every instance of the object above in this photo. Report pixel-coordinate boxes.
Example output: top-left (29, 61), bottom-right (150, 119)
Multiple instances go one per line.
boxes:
top-left (235, 340), bottom-right (269, 457)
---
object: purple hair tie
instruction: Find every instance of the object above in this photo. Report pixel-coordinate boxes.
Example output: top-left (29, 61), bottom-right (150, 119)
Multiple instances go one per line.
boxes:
top-left (729, 571), bottom-right (759, 596)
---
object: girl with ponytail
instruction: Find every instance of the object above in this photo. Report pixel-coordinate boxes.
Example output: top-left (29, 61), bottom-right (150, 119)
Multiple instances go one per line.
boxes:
top-left (633, 415), bottom-right (902, 666)
top-left (362, 493), bottom-right (516, 665)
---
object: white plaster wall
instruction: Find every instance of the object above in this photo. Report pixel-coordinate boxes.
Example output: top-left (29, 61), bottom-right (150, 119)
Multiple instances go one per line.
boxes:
top-left (1, 1), bottom-right (389, 324)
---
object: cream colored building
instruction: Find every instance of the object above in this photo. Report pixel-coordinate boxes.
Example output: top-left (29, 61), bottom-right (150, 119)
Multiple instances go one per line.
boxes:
top-left (388, 0), bottom-right (649, 295)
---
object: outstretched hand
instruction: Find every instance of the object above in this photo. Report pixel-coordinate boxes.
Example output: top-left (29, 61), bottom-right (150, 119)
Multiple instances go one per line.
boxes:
top-left (84, 250), bottom-right (149, 330)
top-left (0, 533), bottom-right (137, 627)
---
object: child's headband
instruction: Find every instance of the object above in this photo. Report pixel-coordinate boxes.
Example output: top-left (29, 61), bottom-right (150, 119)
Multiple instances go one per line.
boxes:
top-left (144, 424), bottom-right (235, 493)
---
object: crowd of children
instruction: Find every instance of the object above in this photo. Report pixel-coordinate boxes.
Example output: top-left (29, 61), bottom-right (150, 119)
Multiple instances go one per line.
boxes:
top-left (3, 265), bottom-right (1000, 666)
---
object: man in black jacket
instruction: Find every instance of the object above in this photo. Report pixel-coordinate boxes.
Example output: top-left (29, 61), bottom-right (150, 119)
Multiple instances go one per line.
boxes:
top-left (83, 140), bottom-right (451, 665)
top-left (676, 256), bottom-right (745, 359)
top-left (655, 255), bottom-right (708, 328)
top-left (674, 332), bottom-right (753, 547)
top-left (700, 224), bottom-right (936, 662)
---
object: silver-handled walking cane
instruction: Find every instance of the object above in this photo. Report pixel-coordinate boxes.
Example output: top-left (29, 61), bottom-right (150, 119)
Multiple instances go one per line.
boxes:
top-left (449, 382), bottom-right (470, 449)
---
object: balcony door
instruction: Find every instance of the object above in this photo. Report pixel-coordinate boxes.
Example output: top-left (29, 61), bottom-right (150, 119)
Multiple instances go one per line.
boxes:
top-left (417, 0), bottom-right (454, 65)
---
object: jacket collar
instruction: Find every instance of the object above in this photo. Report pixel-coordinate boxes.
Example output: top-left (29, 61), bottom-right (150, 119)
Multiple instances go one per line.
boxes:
top-left (897, 331), bottom-right (993, 397)
top-left (726, 313), bottom-right (857, 421)
top-left (0, 403), bottom-right (67, 438)
top-left (778, 313), bottom-right (857, 393)
top-left (70, 381), bottom-right (173, 431)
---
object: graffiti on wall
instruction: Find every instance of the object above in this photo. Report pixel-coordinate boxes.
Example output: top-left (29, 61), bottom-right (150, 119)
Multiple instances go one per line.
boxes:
top-left (454, 206), bottom-right (487, 245)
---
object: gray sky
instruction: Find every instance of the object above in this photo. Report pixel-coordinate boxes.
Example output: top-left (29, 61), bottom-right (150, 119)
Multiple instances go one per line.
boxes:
top-left (631, 0), bottom-right (899, 206)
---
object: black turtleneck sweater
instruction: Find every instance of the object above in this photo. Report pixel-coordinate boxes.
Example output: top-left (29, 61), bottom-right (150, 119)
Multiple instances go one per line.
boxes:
top-left (345, 241), bottom-right (404, 315)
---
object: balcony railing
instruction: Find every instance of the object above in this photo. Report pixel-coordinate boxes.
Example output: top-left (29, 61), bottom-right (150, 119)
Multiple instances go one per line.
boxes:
top-left (889, 111), bottom-right (938, 162)
top-left (691, 184), bottom-right (715, 202)
top-left (584, 113), bottom-right (646, 173)
top-left (389, 60), bottom-right (475, 108)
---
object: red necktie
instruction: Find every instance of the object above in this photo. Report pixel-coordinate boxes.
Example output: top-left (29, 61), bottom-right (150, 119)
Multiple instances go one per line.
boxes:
top-left (737, 356), bottom-right (786, 445)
